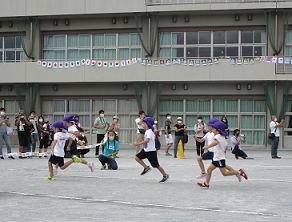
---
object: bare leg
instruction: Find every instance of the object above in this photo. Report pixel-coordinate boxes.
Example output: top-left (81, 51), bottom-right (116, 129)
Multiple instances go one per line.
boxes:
top-left (135, 156), bottom-right (147, 168)
top-left (226, 165), bottom-right (235, 171)
top-left (219, 167), bottom-right (239, 176)
top-left (39, 148), bottom-right (42, 153)
top-left (44, 148), bottom-right (47, 153)
top-left (60, 159), bottom-right (74, 170)
top-left (157, 166), bottom-right (166, 177)
top-left (206, 164), bottom-right (217, 185)
top-left (166, 143), bottom-right (173, 152)
top-left (197, 156), bottom-right (205, 173)
top-left (48, 162), bottom-right (54, 177)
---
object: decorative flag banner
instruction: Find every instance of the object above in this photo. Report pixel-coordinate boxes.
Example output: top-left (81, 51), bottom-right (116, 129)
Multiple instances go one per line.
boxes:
top-left (91, 60), bottom-right (96, 66)
top-left (70, 61), bottom-right (75, 68)
top-left (266, 57), bottom-right (271, 63)
top-left (65, 62), bottom-right (69, 68)
top-left (249, 58), bottom-right (254, 64)
top-left (37, 60), bottom-right (41, 65)
top-left (278, 57), bottom-right (283, 64)
top-left (97, 61), bottom-right (102, 67)
top-left (291, 59), bottom-right (292, 65)
top-left (42, 61), bottom-right (47, 67)
top-left (121, 61), bottom-right (126, 67)
top-left (141, 59), bottom-right (147, 66)
top-left (109, 61), bottom-right (114, 68)
top-left (255, 57), bottom-right (260, 63)
top-left (115, 61), bottom-right (119, 68)
top-left (214, 58), bottom-right (219, 64)
top-left (132, 58), bottom-right (137, 64)
top-left (272, 57), bottom-right (277, 63)
top-left (260, 56), bottom-right (265, 62)
top-left (230, 58), bottom-right (235, 65)
top-left (76, 61), bottom-right (81, 67)
top-left (189, 60), bottom-right (194, 66)
top-left (160, 60), bottom-right (165, 66)
top-left (237, 58), bottom-right (242, 65)
top-left (176, 58), bottom-right (181, 65)
top-left (166, 59), bottom-right (171, 66)
top-left (126, 60), bottom-right (131, 66)
top-left (195, 60), bottom-right (200, 66)
top-left (285, 58), bottom-right (290, 64)
top-left (208, 58), bottom-right (212, 65)
top-left (59, 62), bottom-right (63, 69)
top-left (53, 62), bottom-right (58, 68)
top-left (86, 59), bottom-right (91, 66)
top-left (47, 62), bottom-right (52, 68)
top-left (147, 60), bottom-right (152, 66)
top-left (154, 60), bottom-right (159, 66)
top-left (201, 59), bottom-right (207, 66)
top-left (183, 59), bottom-right (187, 66)
top-left (243, 58), bottom-right (248, 65)
top-left (81, 59), bottom-right (86, 65)
top-left (137, 58), bottom-right (142, 63)
top-left (172, 59), bottom-right (176, 65)
top-left (103, 61), bottom-right (108, 68)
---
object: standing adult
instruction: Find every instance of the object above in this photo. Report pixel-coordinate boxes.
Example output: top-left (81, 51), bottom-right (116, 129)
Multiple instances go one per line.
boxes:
top-left (94, 110), bottom-right (109, 157)
top-left (0, 108), bottom-right (13, 159)
top-left (165, 113), bottom-right (174, 156)
top-left (221, 116), bottom-right (229, 137)
top-left (37, 116), bottom-right (49, 158)
top-left (174, 117), bottom-right (186, 158)
top-left (109, 116), bottom-right (120, 142)
top-left (194, 116), bottom-right (207, 156)
top-left (15, 110), bottom-right (31, 156)
top-left (27, 111), bottom-right (38, 152)
top-left (270, 115), bottom-right (285, 159)
top-left (135, 111), bottom-right (145, 154)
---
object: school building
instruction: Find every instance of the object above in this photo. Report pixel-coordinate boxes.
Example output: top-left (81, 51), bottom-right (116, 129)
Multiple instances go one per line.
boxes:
top-left (0, 0), bottom-right (292, 148)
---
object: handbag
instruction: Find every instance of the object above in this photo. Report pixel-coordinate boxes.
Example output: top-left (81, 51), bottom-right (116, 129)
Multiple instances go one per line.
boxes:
top-left (6, 126), bottom-right (13, 135)
top-left (183, 133), bottom-right (188, 144)
top-left (268, 128), bottom-right (277, 139)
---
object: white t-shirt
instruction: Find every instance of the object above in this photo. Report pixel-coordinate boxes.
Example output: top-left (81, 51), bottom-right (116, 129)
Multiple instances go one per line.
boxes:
top-left (230, 136), bottom-right (244, 150)
top-left (67, 125), bottom-right (78, 140)
top-left (135, 118), bottom-right (144, 133)
top-left (144, 129), bottom-right (156, 152)
top-left (270, 121), bottom-right (280, 137)
top-left (53, 132), bottom-right (69, 157)
top-left (213, 134), bottom-right (228, 161)
top-left (203, 132), bottom-right (215, 152)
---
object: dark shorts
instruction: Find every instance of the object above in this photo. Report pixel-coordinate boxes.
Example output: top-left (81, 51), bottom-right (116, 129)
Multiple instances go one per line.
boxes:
top-left (212, 159), bottom-right (226, 168)
top-left (18, 132), bottom-right (29, 147)
top-left (136, 149), bottom-right (160, 168)
top-left (49, 155), bottom-right (64, 167)
top-left (201, 151), bottom-right (214, 160)
top-left (64, 140), bottom-right (78, 155)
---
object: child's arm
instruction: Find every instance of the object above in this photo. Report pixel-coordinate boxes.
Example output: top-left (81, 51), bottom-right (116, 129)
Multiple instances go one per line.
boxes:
top-left (68, 130), bottom-right (81, 137)
top-left (225, 146), bottom-right (228, 153)
top-left (51, 139), bottom-right (57, 155)
top-left (67, 137), bottom-right (73, 151)
top-left (193, 135), bottom-right (206, 143)
top-left (202, 139), bottom-right (218, 150)
top-left (132, 138), bottom-right (150, 147)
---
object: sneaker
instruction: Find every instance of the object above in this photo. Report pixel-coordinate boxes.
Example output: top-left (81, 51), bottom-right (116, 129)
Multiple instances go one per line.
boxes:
top-left (73, 156), bottom-right (82, 163)
top-left (272, 156), bottom-right (281, 159)
top-left (116, 155), bottom-right (120, 158)
top-left (107, 163), bottom-right (112, 170)
top-left (197, 182), bottom-right (209, 188)
top-left (159, 174), bottom-right (170, 183)
top-left (0, 156), bottom-right (4, 159)
top-left (196, 173), bottom-right (207, 179)
top-left (165, 151), bottom-right (172, 156)
top-left (45, 176), bottom-right (54, 180)
top-left (39, 156), bottom-right (42, 159)
top-left (236, 174), bottom-right (242, 182)
top-left (101, 165), bottom-right (106, 170)
top-left (239, 169), bottom-right (248, 180)
top-left (140, 166), bottom-right (152, 175)
top-left (88, 162), bottom-right (94, 172)
top-left (174, 155), bottom-right (177, 158)
top-left (95, 154), bottom-right (99, 158)
top-left (8, 156), bottom-right (15, 159)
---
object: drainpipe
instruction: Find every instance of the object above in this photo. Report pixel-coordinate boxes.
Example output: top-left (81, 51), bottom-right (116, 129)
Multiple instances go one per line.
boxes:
top-left (147, 82), bottom-right (150, 115)
top-left (274, 81), bottom-right (277, 115)
top-left (275, 9), bottom-right (278, 53)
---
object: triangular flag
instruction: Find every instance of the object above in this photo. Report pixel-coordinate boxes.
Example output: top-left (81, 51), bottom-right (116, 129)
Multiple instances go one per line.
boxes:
top-left (70, 61), bottom-right (75, 67)
top-left (103, 61), bottom-right (108, 68)
top-left (109, 61), bottom-right (114, 68)
top-left (97, 61), bottom-right (102, 67)
top-left (42, 61), bottom-right (47, 67)
top-left (132, 58), bottom-right (137, 64)
top-left (81, 59), bottom-right (86, 65)
top-left (126, 59), bottom-right (131, 66)
top-left (115, 61), bottom-right (119, 67)
top-left (272, 57), bottom-right (277, 63)
top-left (47, 62), bottom-right (52, 68)
top-left (53, 62), bottom-right (58, 68)
top-left (65, 62), bottom-right (69, 68)
top-left (86, 59), bottom-right (90, 66)
top-left (76, 61), bottom-right (81, 67)
top-left (121, 61), bottom-right (125, 67)
top-left (59, 62), bottom-right (63, 68)
top-left (37, 60), bottom-right (41, 65)
top-left (91, 60), bottom-right (96, 66)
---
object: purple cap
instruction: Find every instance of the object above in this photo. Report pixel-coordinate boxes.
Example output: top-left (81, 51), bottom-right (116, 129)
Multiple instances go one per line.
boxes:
top-left (211, 121), bottom-right (228, 137)
top-left (206, 118), bottom-right (219, 126)
top-left (63, 115), bottom-right (78, 123)
top-left (52, 121), bottom-right (67, 130)
top-left (143, 117), bottom-right (154, 132)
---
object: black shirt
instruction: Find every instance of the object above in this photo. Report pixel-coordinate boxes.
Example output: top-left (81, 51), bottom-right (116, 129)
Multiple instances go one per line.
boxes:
top-left (175, 124), bottom-right (185, 136)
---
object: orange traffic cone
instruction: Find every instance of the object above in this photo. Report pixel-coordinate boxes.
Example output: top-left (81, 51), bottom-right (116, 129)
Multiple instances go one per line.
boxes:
top-left (177, 140), bottom-right (186, 159)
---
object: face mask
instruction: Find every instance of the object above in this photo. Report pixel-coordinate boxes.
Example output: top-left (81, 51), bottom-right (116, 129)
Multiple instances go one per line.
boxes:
top-left (100, 114), bottom-right (104, 118)
top-left (114, 119), bottom-right (118, 123)
top-left (39, 119), bottom-right (43, 123)
top-left (274, 118), bottom-right (277, 122)
top-left (178, 121), bottom-right (182, 124)
top-left (167, 116), bottom-right (171, 120)
top-left (109, 136), bottom-right (115, 141)
top-left (31, 114), bottom-right (34, 117)
top-left (0, 112), bottom-right (4, 116)
top-left (198, 119), bottom-right (202, 123)
top-left (223, 120), bottom-right (226, 123)
top-left (21, 115), bottom-right (24, 119)
top-left (154, 121), bottom-right (158, 124)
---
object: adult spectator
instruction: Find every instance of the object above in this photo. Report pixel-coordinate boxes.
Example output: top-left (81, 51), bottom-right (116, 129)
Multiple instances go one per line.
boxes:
top-left (27, 111), bottom-right (38, 152)
top-left (74, 115), bottom-right (81, 127)
top-left (221, 116), bottom-right (229, 137)
top-left (15, 110), bottom-right (31, 156)
top-left (270, 115), bottom-right (285, 159)
top-left (230, 129), bottom-right (248, 159)
top-left (165, 113), bottom-right (174, 156)
top-left (37, 116), bottom-right (49, 158)
top-left (77, 134), bottom-right (89, 158)
top-left (174, 117), bottom-right (186, 158)
top-left (135, 111), bottom-right (145, 154)
top-left (109, 116), bottom-right (120, 142)
top-left (94, 110), bottom-right (109, 157)
top-left (194, 116), bottom-right (207, 156)
top-left (0, 108), bottom-right (13, 159)
top-left (153, 118), bottom-right (162, 151)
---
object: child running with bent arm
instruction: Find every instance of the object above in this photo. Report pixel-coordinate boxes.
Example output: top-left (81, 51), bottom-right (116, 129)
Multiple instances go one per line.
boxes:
top-left (132, 117), bottom-right (169, 183)
top-left (197, 121), bottom-right (248, 188)
top-left (45, 121), bottom-right (93, 180)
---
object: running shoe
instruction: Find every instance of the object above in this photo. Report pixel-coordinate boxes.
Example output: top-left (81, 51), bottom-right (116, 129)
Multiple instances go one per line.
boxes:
top-left (196, 173), bottom-right (207, 179)
top-left (45, 176), bottom-right (54, 180)
top-left (165, 151), bottom-right (172, 156)
top-left (101, 165), bottom-right (106, 170)
top-left (73, 156), bottom-right (82, 163)
top-left (88, 162), bottom-right (94, 172)
top-left (95, 154), bottom-right (99, 158)
top-left (239, 169), bottom-right (248, 180)
top-left (236, 174), bottom-right (242, 182)
top-left (141, 166), bottom-right (152, 175)
top-left (0, 156), bottom-right (4, 159)
top-left (8, 156), bottom-right (15, 159)
top-left (197, 182), bottom-right (209, 188)
top-left (159, 174), bottom-right (170, 183)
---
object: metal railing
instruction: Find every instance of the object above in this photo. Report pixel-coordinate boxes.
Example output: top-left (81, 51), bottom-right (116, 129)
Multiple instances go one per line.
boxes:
top-left (276, 63), bottom-right (292, 74)
top-left (146, 0), bottom-right (291, 5)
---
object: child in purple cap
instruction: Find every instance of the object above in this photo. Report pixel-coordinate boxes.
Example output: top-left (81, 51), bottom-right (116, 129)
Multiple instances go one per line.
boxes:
top-left (132, 117), bottom-right (169, 183)
top-left (45, 121), bottom-right (93, 180)
top-left (197, 121), bottom-right (248, 188)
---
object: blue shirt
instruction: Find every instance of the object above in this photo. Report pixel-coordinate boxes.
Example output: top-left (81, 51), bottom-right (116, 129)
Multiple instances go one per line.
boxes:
top-left (230, 136), bottom-right (244, 150)
top-left (103, 140), bottom-right (119, 160)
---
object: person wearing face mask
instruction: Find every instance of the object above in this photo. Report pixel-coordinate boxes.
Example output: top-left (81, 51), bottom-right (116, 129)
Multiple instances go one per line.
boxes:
top-left (194, 116), bottom-right (207, 156)
top-left (270, 115), bottom-right (285, 159)
top-left (230, 129), bottom-right (248, 159)
top-left (174, 117), bottom-right (187, 158)
top-left (0, 108), bottom-right (13, 159)
top-left (165, 113), bottom-right (174, 156)
top-left (37, 116), bottom-right (50, 158)
top-left (135, 111), bottom-right (146, 154)
top-left (99, 130), bottom-right (119, 170)
top-left (109, 116), bottom-right (120, 142)
top-left (15, 110), bottom-right (32, 156)
top-left (94, 110), bottom-right (109, 157)
top-left (27, 111), bottom-right (38, 152)
top-left (221, 117), bottom-right (229, 137)
top-left (153, 118), bottom-right (162, 151)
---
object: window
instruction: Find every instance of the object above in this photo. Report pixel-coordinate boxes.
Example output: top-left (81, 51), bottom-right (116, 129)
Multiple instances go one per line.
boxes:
top-left (284, 100), bottom-right (292, 136)
top-left (284, 30), bottom-right (292, 56)
top-left (43, 33), bottom-right (142, 61)
top-left (0, 36), bottom-right (26, 62)
top-left (241, 30), bottom-right (266, 57)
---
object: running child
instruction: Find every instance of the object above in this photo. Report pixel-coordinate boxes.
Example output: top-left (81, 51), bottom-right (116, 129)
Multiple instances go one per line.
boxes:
top-left (197, 121), bottom-right (248, 188)
top-left (132, 117), bottom-right (169, 183)
top-left (45, 121), bottom-right (93, 180)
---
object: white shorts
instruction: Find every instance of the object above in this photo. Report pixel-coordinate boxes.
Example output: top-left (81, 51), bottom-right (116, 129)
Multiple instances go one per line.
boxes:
top-left (165, 134), bottom-right (174, 144)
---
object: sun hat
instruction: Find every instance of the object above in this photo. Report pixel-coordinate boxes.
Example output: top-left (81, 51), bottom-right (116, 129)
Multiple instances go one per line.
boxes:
top-left (206, 118), bottom-right (219, 126)
top-left (211, 121), bottom-right (228, 137)
top-left (113, 116), bottom-right (118, 119)
top-left (52, 121), bottom-right (67, 130)
top-left (143, 117), bottom-right (154, 132)
top-left (63, 115), bottom-right (78, 123)
top-left (177, 117), bottom-right (183, 120)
